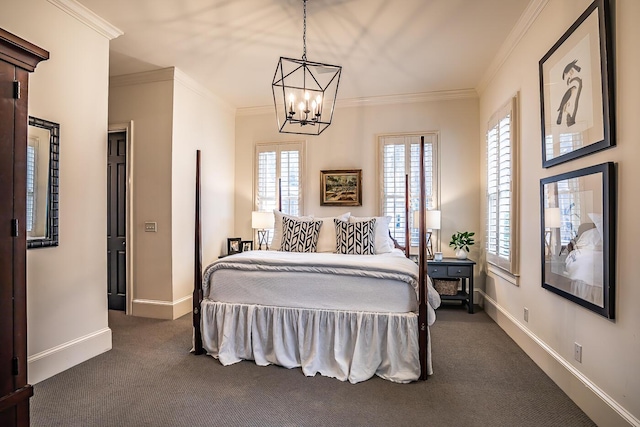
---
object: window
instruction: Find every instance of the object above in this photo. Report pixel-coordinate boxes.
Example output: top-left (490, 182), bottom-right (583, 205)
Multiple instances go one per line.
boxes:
top-left (26, 143), bottom-right (36, 233)
top-left (255, 141), bottom-right (304, 217)
top-left (545, 177), bottom-right (582, 246)
top-left (379, 133), bottom-right (438, 247)
top-left (486, 95), bottom-right (519, 275)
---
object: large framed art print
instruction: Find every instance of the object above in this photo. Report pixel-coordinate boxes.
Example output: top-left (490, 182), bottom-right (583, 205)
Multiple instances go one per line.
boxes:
top-left (540, 162), bottom-right (615, 319)
top-left (539, 0), bottom-right (614, 168)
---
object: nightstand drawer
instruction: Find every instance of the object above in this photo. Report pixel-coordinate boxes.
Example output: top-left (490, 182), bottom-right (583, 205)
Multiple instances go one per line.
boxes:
top-left (427, 265), bottom-right (447, 278)
top-left (447, 266), bottom-right (471, 277)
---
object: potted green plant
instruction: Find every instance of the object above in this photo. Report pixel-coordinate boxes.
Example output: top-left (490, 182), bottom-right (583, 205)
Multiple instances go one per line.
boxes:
top-left (449, 231), bottom-right (475, 259)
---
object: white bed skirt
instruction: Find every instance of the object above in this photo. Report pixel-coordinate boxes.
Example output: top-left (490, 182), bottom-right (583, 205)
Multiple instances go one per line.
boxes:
top-left (200, 300), bottom-right (431, 384)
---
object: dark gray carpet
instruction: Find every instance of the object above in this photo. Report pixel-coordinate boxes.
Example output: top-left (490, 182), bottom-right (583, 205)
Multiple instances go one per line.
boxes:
top-left (31, 306), bottom-right (595, 426)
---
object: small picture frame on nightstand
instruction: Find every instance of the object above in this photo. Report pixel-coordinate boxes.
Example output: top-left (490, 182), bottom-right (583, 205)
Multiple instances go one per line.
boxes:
top-left (227, 237), bottom-right (242, 255)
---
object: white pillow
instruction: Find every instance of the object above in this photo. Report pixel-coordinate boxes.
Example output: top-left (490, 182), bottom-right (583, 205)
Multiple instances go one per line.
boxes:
top-left (588, 212), bottom-right (603, 240)
top-left (270, 210), bottom-right (313, 251)
top-left (315, 212), bottom-right (351, 252)
top-left (575, 227), bottom-right (602, 250)
top-left (349, 215), bottom-right (393, 254)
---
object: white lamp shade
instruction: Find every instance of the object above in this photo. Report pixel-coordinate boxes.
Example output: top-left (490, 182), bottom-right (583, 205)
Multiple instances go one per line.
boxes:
top-left (544, 207), bottom-right (561, 228)
top-left (252, 211), bottom-right (274, 229)
top-left (413, 210), bottom-right (441, 230)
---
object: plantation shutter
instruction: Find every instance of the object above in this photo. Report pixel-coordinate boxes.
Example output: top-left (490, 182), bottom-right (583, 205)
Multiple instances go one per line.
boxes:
top-left (26, 144), bottom-right (36, 233)
top-left (486, 95), bottom-right (519, 274)
top-left (380, 134), bottom-right (438, 247)
top-left (255, 141), bottom-right (304, 217)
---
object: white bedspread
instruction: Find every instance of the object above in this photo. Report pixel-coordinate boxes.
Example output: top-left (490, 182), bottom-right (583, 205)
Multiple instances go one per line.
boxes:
top-left (566, 248), bottom-right (603, 306)
top-left (199, 250), bottom-right (440, 383)
top-left (203, 250), bottom-right (420, 297)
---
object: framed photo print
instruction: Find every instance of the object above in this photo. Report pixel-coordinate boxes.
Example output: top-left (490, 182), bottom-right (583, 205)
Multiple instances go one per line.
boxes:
top-left (241, 240), bottom-right (253, 252)
top-left (539, 0), bottom-right (614, 168)
top-left (227, 237), bottom-right (242, 255)
top-left (320, 169), bottom-right (362, 206)
top-left (540, 162), bottom-right (615, 319)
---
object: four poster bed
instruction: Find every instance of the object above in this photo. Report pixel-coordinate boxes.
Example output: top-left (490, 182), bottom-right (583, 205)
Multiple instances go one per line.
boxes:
top-left (192, 138), bottom-right (439, 383)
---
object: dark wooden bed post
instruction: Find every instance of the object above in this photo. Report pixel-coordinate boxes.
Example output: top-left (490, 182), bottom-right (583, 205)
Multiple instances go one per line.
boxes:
top-left (418, 136), bottom-right (429, 380)
top-left (193, 150), bottom-right (204, 355)
top-left (404, 174), bottom-right (410, 258)
top-left (278, 178), bottom-right (282, 212)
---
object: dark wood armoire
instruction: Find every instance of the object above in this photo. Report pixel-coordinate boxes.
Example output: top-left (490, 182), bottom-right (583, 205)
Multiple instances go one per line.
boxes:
top-left (0, 28), bottom-right (48, 427)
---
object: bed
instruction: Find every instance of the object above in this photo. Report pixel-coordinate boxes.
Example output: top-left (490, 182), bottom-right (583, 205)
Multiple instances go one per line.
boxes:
top-left (565, 221), bottom-right (604, 306)
top-left (192, 139), bottom-right (437, 383)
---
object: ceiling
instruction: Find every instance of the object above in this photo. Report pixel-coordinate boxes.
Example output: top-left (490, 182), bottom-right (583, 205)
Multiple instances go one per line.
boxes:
top-left (76, 0), bottom-right (532, 109)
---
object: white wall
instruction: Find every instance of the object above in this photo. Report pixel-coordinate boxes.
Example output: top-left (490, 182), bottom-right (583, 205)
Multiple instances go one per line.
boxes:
top-left (0, 0), bottom-right (113, 383)
top-left (109, 67), bottom-right (236, 319)
top-left (171, 69), bottom-right (236, 309)
top-left (108, 70), bottom-right (175, 317)
top-left (235, 96), bottom-right (481, 261)
top-left (479, 0), bottom-right (640, 425)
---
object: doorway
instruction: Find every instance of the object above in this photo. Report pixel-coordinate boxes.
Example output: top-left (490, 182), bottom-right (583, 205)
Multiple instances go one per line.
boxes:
top-left (107, 131), bottom-right (127, 310)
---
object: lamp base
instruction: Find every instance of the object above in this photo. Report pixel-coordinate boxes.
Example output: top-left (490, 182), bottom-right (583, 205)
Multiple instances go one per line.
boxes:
top-left (257, 229), bottom-right (270, 250)
top-left (426, 232), bottom-right (434, 260)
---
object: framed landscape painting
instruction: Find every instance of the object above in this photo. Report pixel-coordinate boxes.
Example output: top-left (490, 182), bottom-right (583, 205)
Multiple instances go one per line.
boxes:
top-left (539, 0), bottom-right (614, 168)
top-left (320, 169), bottom-right (362, 206)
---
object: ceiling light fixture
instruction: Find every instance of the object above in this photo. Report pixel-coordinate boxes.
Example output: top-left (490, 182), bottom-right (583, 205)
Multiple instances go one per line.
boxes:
top-left (272, 0), bottom-right (341, 135)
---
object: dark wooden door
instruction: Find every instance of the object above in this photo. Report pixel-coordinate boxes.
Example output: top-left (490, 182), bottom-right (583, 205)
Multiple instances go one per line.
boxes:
top-left (107, 132), bottom-right (126, 311)
top-left (0, 28), bottom-right (48, 427)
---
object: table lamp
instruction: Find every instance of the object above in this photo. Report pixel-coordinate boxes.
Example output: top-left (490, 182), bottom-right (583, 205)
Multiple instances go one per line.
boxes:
top-left (413, 209), bottom-right (441, 259)
top-left (252, 211), bottom-right (275, 250)
top-left (544, 207), bottom-right (561, 257)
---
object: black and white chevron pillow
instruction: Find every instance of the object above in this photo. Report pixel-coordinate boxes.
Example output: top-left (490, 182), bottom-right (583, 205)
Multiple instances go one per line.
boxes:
top-left (280, 216), bottom-right (322, 252)
top-left (334, 218), bottom-right (376, 255)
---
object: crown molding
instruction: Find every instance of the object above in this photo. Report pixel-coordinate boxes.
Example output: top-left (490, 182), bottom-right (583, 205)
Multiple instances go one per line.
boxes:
top-left (109, 68), bottom-right (176, 87)
top-left (173, 68), bottom-right (235, 114)
top-left (476, 0), bottom-right (549, 95)
top-left (48, 0), bottom-right (123, 40)
top-left (236, 88), bottom-right (478, 117)
top-left (110, 67), bottom-right (235, 114)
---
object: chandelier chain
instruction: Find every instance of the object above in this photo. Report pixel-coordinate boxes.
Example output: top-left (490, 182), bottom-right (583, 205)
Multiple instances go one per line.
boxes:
top-left (302, 0), bottom-right (307, 61)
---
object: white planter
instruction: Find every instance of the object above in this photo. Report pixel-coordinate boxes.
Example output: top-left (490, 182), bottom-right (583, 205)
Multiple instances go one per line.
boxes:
top-left (455, 248), bottom-right (468, 259)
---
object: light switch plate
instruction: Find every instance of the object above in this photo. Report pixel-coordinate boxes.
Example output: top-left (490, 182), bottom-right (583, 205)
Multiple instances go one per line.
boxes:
top-left (144, 221), bottom-right (157, 232)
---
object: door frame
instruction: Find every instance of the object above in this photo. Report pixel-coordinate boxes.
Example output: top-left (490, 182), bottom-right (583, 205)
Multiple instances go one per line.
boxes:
top-left (108, 121), bottom-right (134, 314)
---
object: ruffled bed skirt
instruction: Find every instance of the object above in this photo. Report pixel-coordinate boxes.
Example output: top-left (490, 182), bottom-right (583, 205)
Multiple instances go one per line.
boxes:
top-left (200, 300), bottom-right (430, 384)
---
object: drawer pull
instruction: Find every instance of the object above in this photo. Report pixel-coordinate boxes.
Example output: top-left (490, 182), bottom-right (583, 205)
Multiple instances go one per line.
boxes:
top-left (457, 269), bottom-right (461, 273)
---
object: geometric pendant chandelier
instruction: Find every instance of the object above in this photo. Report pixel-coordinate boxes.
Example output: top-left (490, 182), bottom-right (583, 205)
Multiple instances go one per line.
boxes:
top-left (272, 0), bottom-right (341, 135)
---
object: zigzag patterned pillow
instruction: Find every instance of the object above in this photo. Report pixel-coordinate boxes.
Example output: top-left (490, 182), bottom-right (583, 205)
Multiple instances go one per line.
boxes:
top-left (280, 216), bottom-right (322, 252)
top-left (334, 218), bottom-right (376, 255)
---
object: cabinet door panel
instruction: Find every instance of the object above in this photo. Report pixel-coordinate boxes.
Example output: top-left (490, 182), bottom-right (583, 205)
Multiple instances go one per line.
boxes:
top-left (0, 59), bottom-right (16, 398)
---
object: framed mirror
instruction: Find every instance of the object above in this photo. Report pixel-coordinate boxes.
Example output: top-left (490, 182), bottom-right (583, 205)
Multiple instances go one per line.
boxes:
top-left (540, 162), bottom-right (615, 319)
top-left (27, 116), bottom-right (59, 249)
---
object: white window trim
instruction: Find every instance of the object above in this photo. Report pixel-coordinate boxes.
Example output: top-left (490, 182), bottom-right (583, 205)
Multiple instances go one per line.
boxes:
top-left (253, 140), bottom-right (306, 215)
top-left (377, 132), bottom-right (440, 249)
top-left (486, 94), bottom-right (519, 277)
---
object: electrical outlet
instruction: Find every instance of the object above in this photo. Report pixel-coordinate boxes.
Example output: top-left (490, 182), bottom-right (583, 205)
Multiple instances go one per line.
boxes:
top-left (144, 221), bottom-right (157, 232)
top-left (574, 343), bottom-right (582, 363)
top-left (523, 307), bottom-right (529, 322)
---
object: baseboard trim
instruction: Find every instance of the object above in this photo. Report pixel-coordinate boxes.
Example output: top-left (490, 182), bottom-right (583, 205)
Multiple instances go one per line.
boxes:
top-left (131, 295), bottom-right (192, 320)
top-left (480, 290), bottom-right (639, 427)
top-left (28, 327), bottom-right (112, 384)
